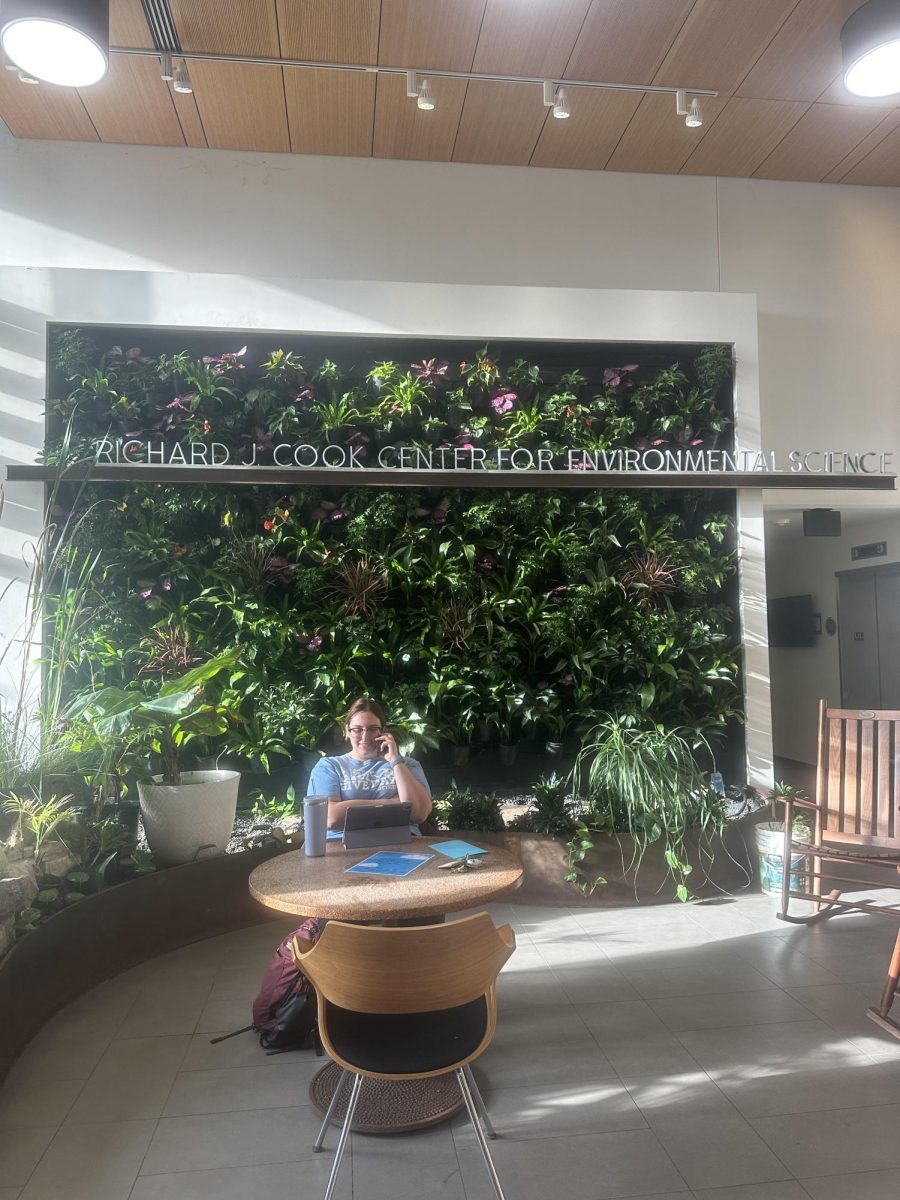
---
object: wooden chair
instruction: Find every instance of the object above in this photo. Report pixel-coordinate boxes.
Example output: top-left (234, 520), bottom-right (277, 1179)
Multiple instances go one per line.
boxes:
top-left (293, 912), bottom-right (516, 1200)
top-left (778, 700), bottom-right (900, 1038)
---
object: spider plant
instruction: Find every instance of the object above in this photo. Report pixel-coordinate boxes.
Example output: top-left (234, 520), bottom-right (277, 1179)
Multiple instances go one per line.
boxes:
top-left (567, 714), bottom-right (723, 901)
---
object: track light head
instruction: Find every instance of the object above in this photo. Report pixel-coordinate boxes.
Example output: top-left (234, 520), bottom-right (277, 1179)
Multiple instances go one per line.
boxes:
top-left (552, 87), bottom-right (570, 119)
top-left (160, 52), bottom-right (173, 82)
top-left (416, 79), bottom-right (435, 111)
top-left (172, 58), bottom-right (192, 94)
top-left (841, 0), bottom-right (900, 97)
top-left (0, 0), bottom-right (109, 87)
top-left (685, 97), bottom-right (703, 127)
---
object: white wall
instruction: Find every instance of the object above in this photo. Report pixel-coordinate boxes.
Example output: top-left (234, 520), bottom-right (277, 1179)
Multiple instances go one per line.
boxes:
top-left (766, 513), bottom-right (900, 764)
top-left (2, 135), bottom-right (899, 474)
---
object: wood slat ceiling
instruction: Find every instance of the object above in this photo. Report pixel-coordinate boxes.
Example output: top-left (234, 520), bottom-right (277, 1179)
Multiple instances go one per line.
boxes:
top-left (2, 0), bottom-right (899, 187)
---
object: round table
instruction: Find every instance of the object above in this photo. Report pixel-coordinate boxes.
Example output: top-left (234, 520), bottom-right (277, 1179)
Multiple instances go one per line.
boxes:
top-left (248, 837), bottom-right (523, 1133)
top-left (248, 836), bottom-right (524, 921)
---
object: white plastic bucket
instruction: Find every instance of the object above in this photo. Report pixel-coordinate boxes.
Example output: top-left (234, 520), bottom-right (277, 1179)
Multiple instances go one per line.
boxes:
top-left (755, 821), bottom-right (807, 895)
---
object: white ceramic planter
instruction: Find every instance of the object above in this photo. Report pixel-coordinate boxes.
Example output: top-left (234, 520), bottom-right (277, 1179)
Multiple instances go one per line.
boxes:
top-left (137, 770), bottom-right (240, 868)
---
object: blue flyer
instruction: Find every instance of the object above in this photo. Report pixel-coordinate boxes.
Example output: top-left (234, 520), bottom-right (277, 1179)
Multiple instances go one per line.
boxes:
top-left (431, 839), bottom-right (489, 860)
top-left (345, 851), bottom-right (434, 877)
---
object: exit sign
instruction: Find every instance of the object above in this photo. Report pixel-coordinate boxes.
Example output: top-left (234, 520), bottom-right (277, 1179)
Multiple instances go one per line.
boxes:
top-left (851, 541), bottom-right (887, 561)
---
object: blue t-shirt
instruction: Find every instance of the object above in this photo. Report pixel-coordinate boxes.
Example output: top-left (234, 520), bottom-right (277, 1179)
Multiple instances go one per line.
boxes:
top-left (306, 753), bottom-right (431, 802)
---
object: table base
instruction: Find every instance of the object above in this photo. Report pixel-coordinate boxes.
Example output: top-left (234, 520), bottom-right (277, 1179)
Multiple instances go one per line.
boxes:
top-left (309, 1061), bottom-right (465, 1134)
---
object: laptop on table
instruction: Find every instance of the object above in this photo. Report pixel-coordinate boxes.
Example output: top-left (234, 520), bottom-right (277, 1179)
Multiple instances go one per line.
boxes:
top-left (342, 802), bottom-right (413, 849)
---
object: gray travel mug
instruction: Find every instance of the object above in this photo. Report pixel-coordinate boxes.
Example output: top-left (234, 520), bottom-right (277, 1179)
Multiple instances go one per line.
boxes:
top-left (303, 795), bottom-right (328, 857)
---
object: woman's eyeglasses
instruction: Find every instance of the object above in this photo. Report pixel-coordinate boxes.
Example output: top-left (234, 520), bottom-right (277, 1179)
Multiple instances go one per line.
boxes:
top-left (348, 725), bottom-right (383, 736)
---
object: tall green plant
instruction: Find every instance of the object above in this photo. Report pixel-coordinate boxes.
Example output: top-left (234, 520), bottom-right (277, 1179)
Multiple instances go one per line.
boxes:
top-left (64, 647), bottom-right (243, 786)
top-left (0, 418), bottom-right (108, 795)
top-left (567, 715), bottom-right (724, 901)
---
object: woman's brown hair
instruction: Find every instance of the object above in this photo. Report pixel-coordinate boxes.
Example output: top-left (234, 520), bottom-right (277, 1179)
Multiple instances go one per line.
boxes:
top-left (343, 697), bottom-right (387, 729)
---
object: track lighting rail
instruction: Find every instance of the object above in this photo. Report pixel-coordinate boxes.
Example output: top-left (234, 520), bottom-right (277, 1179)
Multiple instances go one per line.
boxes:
top-left (110, 44), bottom-right (717, 103)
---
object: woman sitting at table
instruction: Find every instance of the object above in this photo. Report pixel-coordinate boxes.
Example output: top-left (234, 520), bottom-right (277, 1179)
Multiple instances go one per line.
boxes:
top-left (306, 697), bottom-right (432, 831)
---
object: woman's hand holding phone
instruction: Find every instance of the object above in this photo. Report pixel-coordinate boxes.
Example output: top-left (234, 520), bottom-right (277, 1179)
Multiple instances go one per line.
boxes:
top-left (378, 732), bottom-right (400, 763)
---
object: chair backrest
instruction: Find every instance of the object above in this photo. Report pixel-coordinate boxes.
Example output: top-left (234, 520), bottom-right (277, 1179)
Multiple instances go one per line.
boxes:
top-left (293, 912), bottom-right (515, 1014)
top-left (817, 700), bottom-right (900, 849)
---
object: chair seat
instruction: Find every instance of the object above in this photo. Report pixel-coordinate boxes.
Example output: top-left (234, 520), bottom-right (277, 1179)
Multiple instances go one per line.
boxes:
top-left (796, 839), bottom-right (900, 862)
top-left (324, 996), bottom-right (488, 1075)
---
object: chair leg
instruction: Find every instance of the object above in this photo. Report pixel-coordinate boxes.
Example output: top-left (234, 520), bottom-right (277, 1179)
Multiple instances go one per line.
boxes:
top-left (323, 1073), bottom-right (361, 1200)
top-left (313, 1068), bottom-right (351, 1152)
top-left (867, 928), bottom-right (900, 1039)
top-left (457, 1068), bottom-right (506, 1200)
top-left (463, 1063), bottom-right (497, 1138)
top-left (877, 928), bottom-right (900, 1018)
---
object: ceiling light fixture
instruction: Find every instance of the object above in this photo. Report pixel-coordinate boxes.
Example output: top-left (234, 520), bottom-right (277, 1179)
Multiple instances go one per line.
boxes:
top-left (685, 97), bottom-right (703, 127)
top-left (1, 0), bottom-right (109, 87)
top-left (172, 57), bottom-right (192, 94)
top-left (406, 69), bottom-right (435, 111)
top-left (543, 79), bottom-right (571, 117)
top-left (552, 87), bottom-right (570, 119)
top-left (159, 51), bottom-right (173, 82)
top-left (841, 0), bottom-right (900, 97)
top-left (676, 89), bottom-right (703, 128)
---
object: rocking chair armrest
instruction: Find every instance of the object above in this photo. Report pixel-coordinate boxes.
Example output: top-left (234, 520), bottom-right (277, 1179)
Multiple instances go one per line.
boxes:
top-left (779, 795), bottom-right (820, 812)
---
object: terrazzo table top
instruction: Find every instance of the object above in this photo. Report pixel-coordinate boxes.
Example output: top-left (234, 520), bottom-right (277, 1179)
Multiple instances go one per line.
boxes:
top-left (248, 837), bottom-right (524, 920)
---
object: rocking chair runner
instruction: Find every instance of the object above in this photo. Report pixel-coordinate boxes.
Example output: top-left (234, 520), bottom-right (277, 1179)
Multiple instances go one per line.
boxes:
top-left (777, 700), bottom-right (900, 1038)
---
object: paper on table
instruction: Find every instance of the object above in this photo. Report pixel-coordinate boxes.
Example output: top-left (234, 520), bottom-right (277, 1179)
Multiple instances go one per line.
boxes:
top-left (345, 851), bottom-right (434, 878)
top-left (431, 839), bottom-right (489, 860)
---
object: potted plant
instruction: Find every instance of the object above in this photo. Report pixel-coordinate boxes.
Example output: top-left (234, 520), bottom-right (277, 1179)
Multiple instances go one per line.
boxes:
top-left (439, 683), bottom-right (478, 768)
top-left (533, 687), bottom-right (568, 756)
top-left (755, 781), bottom-right (810, 896)
top-left (566, 713), bottom-right (729, 902)
top-left (64, 648), bottom-right (244, 867)
top-left (426, 671), bottom-right (476, 766)
top-left (494, 685), bottom-right (529, 766)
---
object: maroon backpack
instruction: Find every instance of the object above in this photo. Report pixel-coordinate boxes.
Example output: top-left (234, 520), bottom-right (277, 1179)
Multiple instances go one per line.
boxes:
top-left (211, 918), bottom-right (323, 1055)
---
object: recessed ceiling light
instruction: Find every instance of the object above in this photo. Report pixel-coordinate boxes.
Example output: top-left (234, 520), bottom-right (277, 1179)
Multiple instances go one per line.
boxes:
top-left (842, 0), bottom-right (900, 97)
top-left (0, 0), bottom-right (109, 88)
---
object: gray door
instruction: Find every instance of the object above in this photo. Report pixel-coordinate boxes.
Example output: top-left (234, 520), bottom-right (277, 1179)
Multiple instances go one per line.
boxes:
top-left (838, 568), bottom-right (881, 708)
top-left (875, 563), bottom-right (900, 708)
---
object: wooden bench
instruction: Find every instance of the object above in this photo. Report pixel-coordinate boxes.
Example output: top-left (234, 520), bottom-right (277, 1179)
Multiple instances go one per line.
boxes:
top-left (777, 700), bottom-right (900, 1038)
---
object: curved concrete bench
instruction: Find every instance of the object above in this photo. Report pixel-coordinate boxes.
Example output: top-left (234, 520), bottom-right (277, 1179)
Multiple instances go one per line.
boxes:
top-left (0, 846), bottom-right (281, 1084)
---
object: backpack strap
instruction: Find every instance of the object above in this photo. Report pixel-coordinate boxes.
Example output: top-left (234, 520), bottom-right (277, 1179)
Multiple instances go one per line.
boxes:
top-left (208, 1025), bottom-right (255, 1044)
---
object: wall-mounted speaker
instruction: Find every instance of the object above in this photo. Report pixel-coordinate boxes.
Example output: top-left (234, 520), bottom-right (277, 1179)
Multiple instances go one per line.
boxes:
top-left (803, 509), bottom-right (842, 537)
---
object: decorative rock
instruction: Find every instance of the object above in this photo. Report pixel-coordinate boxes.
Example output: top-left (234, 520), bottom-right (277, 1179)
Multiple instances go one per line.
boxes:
top-left (0, 845), bottom-right (7, 873)
top-left (0, 861), bottom-right (38, 919)
top-left (37, 840), bottom-right (78, 879)
top-left (0, 915), bottom-right (14, 957)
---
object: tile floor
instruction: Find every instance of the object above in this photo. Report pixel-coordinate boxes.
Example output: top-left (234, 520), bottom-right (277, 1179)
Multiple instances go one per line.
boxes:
top-left (2, 892), bottom-right (900, 1200)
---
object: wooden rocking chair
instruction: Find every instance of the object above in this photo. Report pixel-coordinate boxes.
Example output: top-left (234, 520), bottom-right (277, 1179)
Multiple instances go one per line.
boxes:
top-left (777, 700), bottom-right (900, 1039)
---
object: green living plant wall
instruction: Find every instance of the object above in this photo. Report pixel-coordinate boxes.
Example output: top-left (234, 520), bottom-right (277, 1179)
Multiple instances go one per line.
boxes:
top-left (44, 330), bottom-right (741, 770)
